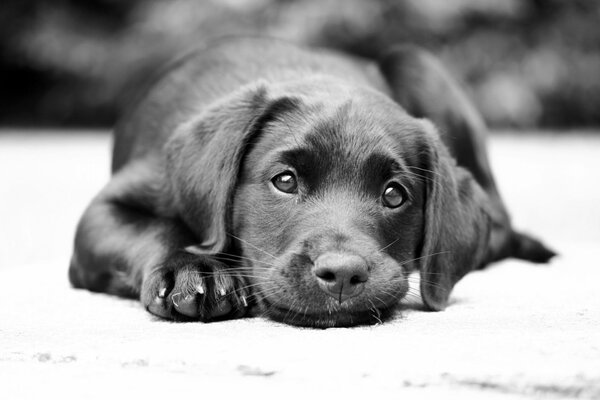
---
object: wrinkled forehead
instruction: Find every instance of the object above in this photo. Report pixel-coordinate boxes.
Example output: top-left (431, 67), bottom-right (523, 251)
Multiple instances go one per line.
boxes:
top-left (247, 92), bottom-right (428, 177)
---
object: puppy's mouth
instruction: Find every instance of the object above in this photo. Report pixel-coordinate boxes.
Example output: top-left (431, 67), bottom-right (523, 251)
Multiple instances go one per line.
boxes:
top-left (258, 297), bottom-right (399, 328)
top-left (245, 251), bottom-right (409, 327)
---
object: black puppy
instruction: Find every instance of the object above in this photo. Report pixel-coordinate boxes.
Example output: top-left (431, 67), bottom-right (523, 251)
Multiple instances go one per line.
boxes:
top-left (69, 37), bottom-right (555, 327)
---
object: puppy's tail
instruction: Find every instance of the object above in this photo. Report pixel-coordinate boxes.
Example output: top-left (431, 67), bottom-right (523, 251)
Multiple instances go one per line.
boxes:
top-left (509, 230), bottom-right (557, 263)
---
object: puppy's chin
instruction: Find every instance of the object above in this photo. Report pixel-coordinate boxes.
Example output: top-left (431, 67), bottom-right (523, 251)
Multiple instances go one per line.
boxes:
top-left (258, 298), bottom-right (399, 328)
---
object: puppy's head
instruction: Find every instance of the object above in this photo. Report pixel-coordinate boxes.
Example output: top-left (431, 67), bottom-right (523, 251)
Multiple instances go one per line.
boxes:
top-left (168, 81), bottom-right (490, 327)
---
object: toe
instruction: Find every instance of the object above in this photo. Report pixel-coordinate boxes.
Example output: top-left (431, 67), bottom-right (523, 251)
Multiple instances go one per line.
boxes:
top-left (142, 269), bottom-right (175, 319)
top-left (146, 294), bottom-right (172, 318)
top-left (171, 292), bottom-right (199, 318)
top-left (172, 266), bottom-right (206, 318)
top-left (210, 299), bottom-right (233, 318)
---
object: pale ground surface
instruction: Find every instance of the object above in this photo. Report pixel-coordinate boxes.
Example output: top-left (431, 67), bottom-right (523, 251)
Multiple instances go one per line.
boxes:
top-left (0, 131), bottom-right (599, 399)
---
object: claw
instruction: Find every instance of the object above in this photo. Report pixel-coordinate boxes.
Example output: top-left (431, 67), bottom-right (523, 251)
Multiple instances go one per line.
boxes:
top-left (196, 283), bottom-right (205, 294)
top-left (171, 292), bottom-right (181, 307)
top-left (241, 296), bottom-right (248, 307)
top-left (158, 287), bottom-right (167, 298)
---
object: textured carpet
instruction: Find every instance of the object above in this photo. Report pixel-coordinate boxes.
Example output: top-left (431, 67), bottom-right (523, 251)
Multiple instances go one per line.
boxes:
top-left (1, 131), bottom-right (599, 399)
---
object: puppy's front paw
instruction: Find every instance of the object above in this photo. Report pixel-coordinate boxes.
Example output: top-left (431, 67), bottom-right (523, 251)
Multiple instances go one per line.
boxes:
top-left (141, 252), bottom-right (249, 321)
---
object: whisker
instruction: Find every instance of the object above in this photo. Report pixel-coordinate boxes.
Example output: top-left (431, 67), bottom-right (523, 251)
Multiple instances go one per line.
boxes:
top-left (227, 233), bottom-right (279, 261)
top-left (368, 299), bottom-right (383, 324)
top-left (406, 277), bottom-right (448, 292)
top-left (220, 264), bottom-right (274, 273)
top-left (373, 294), bottom-right (389, 310)
top-left (215, 253), bottom-right (280, 268)
top-left (231, 281), bottom-right (269, 293)
top-left (406, 165), bottom-right (443, 178)
top-left (407, 271), bottom-right (457, 276)
top-left (404, 288), bottom-right (422, 296)
top-left (399, 251), bottom-right (451, 267)
top-left (186, 270), bottom-right (266, 280)
top-left (403, 170), bottom-right (434, 184)
top-left (257, 290), bottom-right (286, 317)
top-left (403, 168), bottom-right (444, 191)
top-left (284, 299), bottom-right (297, 321)
top-left (248, 287), bottom-right (283, 302)
top-left (378, 288), bottom-right (405, 306)
top-left (402, 291), bottom-right (422, 302)
top-left (377, 237), bottom-right (401, 253)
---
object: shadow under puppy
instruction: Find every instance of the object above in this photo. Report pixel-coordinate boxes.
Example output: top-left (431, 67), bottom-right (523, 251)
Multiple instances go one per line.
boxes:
top-left (69, 37), bottom-right (555, 327)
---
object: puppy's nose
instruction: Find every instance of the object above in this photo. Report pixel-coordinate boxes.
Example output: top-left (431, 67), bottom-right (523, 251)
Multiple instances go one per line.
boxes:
top-left (314, 253), bottom-right (369, 303)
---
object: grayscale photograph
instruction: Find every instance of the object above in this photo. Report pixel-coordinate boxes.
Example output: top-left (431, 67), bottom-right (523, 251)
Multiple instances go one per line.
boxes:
top-left (1, 0), bottom-right (599, 398)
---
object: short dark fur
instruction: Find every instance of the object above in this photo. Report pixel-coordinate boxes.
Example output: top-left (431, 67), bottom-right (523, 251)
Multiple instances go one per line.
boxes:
top-left (69, 38), bottom-right (555, 327)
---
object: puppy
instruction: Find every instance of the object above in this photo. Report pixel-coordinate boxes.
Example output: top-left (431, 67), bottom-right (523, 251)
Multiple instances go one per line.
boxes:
top-left (69, 37), bottom-right (555, 327)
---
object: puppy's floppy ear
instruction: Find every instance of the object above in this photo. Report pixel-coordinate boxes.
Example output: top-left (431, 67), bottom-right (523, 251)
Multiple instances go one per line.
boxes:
top-left (166, 83), bottom-right (296, 254)
top-left (417, 120), bottom-right (491, 311)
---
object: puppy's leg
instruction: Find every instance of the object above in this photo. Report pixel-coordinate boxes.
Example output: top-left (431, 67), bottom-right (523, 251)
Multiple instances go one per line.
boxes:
top-left (69, 162), bottom-right (250, 321)
top-left (379, 46), bottom-right (555, 263)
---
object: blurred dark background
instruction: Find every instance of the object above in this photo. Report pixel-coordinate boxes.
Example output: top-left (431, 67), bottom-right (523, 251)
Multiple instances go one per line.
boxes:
top-left (2, 0), bottom-right (599, 129)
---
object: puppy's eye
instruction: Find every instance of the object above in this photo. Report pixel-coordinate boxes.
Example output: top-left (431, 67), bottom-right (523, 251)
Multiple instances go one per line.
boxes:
top-left (382, 182), bottom-right (407, 208)
top-left (271, 171), bottom-right (298, 194)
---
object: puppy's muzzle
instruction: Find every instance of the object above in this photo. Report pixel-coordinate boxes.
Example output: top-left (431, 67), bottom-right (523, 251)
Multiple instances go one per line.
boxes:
top-left (313, 252), bottom-right (369, 303)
